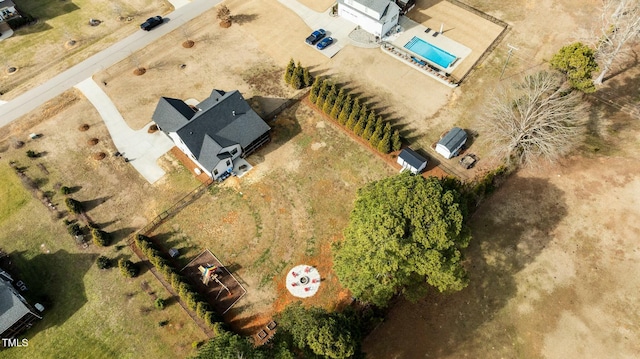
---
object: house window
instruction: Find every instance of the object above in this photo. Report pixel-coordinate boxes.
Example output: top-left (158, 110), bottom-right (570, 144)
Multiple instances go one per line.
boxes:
top-left (231, 148), bottom-right (238, 155)
top-left (214, 169), bottom-right (218, 176)
top-left (226, 160), bottom-right (231, 166)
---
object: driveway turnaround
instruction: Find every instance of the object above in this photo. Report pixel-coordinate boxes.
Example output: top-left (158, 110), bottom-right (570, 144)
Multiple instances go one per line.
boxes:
top-left (277, 0), bottom-right (356, 58)
top-left (75, 78), bottom-right (174, 184)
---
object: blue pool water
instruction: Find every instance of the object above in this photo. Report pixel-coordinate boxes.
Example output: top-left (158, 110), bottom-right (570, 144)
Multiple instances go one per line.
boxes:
top-left (404, 36), bottom-right (457, 68)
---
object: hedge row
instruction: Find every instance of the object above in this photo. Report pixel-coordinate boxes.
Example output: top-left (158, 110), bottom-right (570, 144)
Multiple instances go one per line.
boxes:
top-left (309, 77), bottom-right (402, 154)
top-left (135, 235), bottom-right (223, 328)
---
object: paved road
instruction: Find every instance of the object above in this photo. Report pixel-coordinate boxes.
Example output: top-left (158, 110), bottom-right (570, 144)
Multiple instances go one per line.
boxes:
top-left (0, 0), bottom-right (221, 128)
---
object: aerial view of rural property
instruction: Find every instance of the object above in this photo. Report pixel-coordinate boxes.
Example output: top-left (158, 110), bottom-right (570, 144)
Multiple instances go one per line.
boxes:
top-left (1, 0), bottom-right (639, 357)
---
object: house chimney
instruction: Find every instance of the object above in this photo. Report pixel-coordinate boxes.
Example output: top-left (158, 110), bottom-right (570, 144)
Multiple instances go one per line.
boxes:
top-left (232, 110), bottom-right (236, 116)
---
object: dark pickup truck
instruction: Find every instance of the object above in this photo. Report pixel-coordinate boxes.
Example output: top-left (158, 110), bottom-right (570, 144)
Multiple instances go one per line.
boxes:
top-left (305, 29), bottom-right (326, 45)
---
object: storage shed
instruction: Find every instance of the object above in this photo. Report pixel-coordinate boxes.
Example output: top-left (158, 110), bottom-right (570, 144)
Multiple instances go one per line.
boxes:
top-left (436, 127), bottom-right (467, 159)
top-left (397, 148), bottom-right (428, 174)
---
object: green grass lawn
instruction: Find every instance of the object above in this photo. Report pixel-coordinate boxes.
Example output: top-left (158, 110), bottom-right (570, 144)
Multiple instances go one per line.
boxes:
top-left (0, 164), bottom-right (29, 223)
top-left (0, 164), bottom-right (207, 358)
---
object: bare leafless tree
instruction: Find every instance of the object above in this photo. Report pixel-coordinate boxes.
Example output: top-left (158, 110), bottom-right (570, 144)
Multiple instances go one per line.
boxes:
top-left (217, 5), bottom-right (232, 27)
top-left (479, 71), bottom-right (588, 167)
top-left (593, 0), bottom-right (640, 84)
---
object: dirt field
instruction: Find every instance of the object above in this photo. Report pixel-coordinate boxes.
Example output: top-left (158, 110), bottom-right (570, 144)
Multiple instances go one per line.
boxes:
top-left (364, 151), bottom-right (640, 358)
top-left (0, 0), bottom-right (171, 100)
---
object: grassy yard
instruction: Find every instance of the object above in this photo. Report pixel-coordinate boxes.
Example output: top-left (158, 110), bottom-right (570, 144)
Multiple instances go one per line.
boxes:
top-left (149, 102), bottom-right (396, 333)
top-left (0, 165), bottom-right (207, 358)
top-left (0, 163), bottom-right (29, 222)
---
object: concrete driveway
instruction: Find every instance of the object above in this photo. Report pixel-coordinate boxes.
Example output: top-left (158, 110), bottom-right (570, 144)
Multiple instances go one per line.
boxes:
top-left (277, 0), bottom-right (356, 58)
top-left (75, 78), bottom-right (174, 184)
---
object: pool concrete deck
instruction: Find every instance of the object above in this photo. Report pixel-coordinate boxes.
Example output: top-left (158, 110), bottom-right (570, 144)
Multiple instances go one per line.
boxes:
top-left (387, 16), bottom-right (471, 74)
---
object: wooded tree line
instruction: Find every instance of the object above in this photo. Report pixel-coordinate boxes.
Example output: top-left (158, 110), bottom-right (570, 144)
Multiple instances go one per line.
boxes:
top-left (192, 302), bottom-right (371, 359)
top-left (308, 76), bottom-right (402, 154)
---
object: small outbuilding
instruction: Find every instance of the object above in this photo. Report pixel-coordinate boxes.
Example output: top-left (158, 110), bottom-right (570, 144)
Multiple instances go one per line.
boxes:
top-left (436, 127), bottom-right (467, 159)
top-left (397, 148), bottom-right (428, 174)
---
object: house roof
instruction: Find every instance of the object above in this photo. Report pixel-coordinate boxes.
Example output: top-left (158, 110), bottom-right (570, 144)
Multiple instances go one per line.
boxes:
top-left (398, 148), bottom-right (427, 169)
top-left (152, 90), bottom-right (270, 172)
top-left (353, 0), bottom-right (390, 15)
top-left (0, 279), bottom-right (36, 335)
top-left (152, 97), bottom-right (196, 132)
top-left (437, 127), bottom-right (467, 151)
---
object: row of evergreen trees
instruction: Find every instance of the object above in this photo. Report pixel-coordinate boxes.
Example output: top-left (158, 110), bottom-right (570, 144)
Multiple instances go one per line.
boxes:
top-left (135, 235), bottom-right (223, 328)
top-left (309, 77), bottom-right (402, 154)
top-left (284, 59), bottom-right (313, 90)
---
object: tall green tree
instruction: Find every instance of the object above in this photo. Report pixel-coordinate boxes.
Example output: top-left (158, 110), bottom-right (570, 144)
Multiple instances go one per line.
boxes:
top-left (323, 85), bottom-right (338, 114)
top-left (391, 128), bottom-right (402, 151)
top-left (309, 76), bottom-right (322, 103)
top-left (292, 64), bottom-right (304, 90)
top-left (369, 117), bottom-right (384, 148)
top-left (345, 99), bottom-right (361, 130)
top-left (330, 88), bottom-right (347, 119)
top-left (277, 302), bottom-right (359, 359)
top-left (303, 67), bottom-right (314, 88)
top-left (284, 58), bottom-right (296, 85)
top-left (361, 111), bottom-right (377, 141)
top-left (333, 173), bottom-right (471, 307)
top-left (315, 81), bottom-right (331, 109)
top-left (376, 131), bottom-right (391, 153)
top-left (550, 42), bottom-right (598, 93)
top-left (338, 95), bottom-right (354, 125)
top-left (193, 328), bottom-right (268, 359)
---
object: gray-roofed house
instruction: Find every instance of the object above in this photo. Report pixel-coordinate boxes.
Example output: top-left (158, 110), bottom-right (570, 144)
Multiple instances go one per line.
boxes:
top-left (436, 127), bottom-right (467, 159)
top-left (152, 89), bottom-right (270, 180)
top-left (0, 276), bottom-right (42, 339)
top-left (338, 0), bottom-right (400, 37)
top-left (397, 147), bottom-right (428, 174)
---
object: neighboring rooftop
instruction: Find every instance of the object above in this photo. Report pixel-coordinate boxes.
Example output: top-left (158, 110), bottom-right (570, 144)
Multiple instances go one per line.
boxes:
top-left (0, 279), bottom-right (41, 336)
top-left (398, 148), bottom-right (427, 169)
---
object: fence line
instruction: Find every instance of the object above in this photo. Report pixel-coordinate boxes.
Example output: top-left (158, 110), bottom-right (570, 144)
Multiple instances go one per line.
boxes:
top-left (126, 180), bottom-right (213, 244)
top-left (264, 89), bottom-right (310, 121)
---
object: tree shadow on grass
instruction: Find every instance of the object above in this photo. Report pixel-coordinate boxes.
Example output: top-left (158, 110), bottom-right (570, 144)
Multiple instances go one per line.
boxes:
top-left (363, 175), bottom-right (568, 358)
top-left (9, 249), bottom-right (96, 337)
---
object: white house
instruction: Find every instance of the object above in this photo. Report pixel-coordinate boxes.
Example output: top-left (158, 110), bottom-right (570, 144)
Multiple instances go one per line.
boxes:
top-left (397, 147), bottom-right (427, 174)
top-left (152, 89), bottom-right (271, 180)
top-left (0, 0), bottom-right (19, 23)
top-left (436, 127), bottom-right (467, 159)
top-left (338, 0), bottom-right (401, 38)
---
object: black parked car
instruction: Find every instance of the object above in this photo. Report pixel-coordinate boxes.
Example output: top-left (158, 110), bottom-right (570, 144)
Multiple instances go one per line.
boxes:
top-left (140, 16), bottom-right (163, 31)
top-left (305, 29), bottom-right (326, 45)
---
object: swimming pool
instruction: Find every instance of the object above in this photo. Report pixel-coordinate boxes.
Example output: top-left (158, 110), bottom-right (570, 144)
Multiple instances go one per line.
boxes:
top-left (404, 36), bottom-right (457, 69)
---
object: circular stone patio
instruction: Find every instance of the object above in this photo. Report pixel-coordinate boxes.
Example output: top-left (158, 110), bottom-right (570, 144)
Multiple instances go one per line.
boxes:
top-left (286, 265), bottom-right (321, 298)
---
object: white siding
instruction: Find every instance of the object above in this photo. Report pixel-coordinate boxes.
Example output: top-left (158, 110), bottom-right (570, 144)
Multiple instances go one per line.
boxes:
top-left (168, 132), bottom-right (212, 177)
top-left (338, 2), bottom-right (400, 37)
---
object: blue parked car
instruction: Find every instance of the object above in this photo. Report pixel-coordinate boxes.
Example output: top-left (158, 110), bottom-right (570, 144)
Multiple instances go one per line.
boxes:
top-left (316, 37), bottom-right (334, 50)
top-left (305, 29), bottom-right (326, 45)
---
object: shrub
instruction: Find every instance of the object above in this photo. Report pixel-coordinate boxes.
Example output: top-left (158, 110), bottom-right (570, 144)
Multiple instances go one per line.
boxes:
top-left (196, 301), bottom-right (210, 319)
top-left (92, 228), bottom-right (110, 247)
top-left (67, 223), bottom-right (82, 236)
top-left (118, 259), bottom-right (139, 278)
top-left (155, 298), bottom-right (166, 310)
top-left (292, 63), bottom-right (304, 90)
top-left (158, 320), bottom-right (169, 327)
top-left (309, 76), bottom-right (322, 103)
top-left (204, 311), bottom-right (223, 328)
top-left (65, 198), bottom-right (83, 214)
top-left (338, 95), bottom-right (353, 125)
top-left (26, 150), bottom-right (38, 158)
top-left (59, 186), bottom-right (72, 195)
top-left (376, 132), bottom-right (392, 154)
top-left (96, 256), bottom-right (112, 269)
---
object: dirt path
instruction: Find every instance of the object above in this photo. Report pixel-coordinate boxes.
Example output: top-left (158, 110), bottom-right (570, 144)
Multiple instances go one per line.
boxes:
top-left (363, 155), bottom-right (640, 358)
